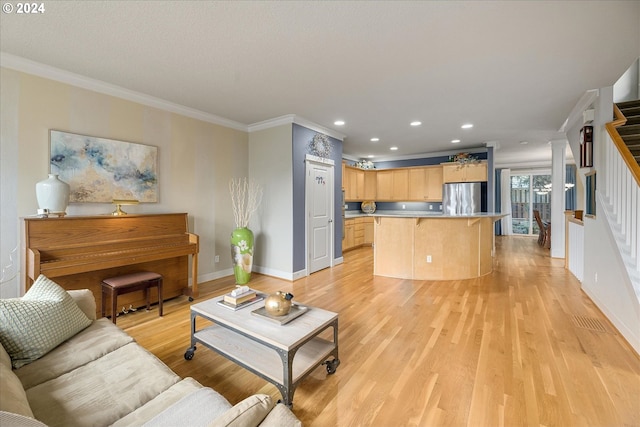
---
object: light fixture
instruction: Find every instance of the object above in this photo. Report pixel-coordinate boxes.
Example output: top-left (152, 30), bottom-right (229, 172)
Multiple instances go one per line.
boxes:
top-left (451, 139), bottom-right (461, 143)
top-left (334, 120), bottom-right (345, 126)
top-left (370, 137), bottom-right (379, 142)
top-left (461, 123), bottom-right (473, 129)
top-left (367, 155), bottom-right (374, 158)
top-left (410, 121), bottom-right (422, 126)
top-left (390, 146), bottom-right (398, 151)
top-left (111, 199), bottom-right (139, 216)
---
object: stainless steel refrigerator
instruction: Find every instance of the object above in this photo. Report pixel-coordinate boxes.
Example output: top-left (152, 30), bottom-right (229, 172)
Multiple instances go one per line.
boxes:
top-left (442, 182), bottom-right (482, 215)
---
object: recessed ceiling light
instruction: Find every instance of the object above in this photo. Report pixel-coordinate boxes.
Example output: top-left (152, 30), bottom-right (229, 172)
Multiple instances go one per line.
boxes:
top-left (334, 120), bottom-right (345, 126)
top-left (367, 155), bottom-right (374, 158)
top-left (390, 146), bottom-right (398, 151)
top-left (451, 139), bottom-right (461, 143)
top-left (520, 141), bottom-right (529, 145)
top-left (461, 123), bottom-right (473, 129)
top-left (410, 121), bottom-right (422, 126)
top-left (370, 137), bottom-right (379, 142)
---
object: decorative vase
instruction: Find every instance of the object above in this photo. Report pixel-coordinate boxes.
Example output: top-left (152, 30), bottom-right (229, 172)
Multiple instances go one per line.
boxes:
top-left (35, 174), bottom-right (70, 215)
top-left (230, 227), bottom-right (254, 285)
top-left (264, 291), bottom-right (294, 316)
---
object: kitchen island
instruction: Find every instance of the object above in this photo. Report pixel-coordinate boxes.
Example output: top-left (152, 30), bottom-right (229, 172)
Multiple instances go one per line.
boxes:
top-left (346, 211), bottom-right (506, 280)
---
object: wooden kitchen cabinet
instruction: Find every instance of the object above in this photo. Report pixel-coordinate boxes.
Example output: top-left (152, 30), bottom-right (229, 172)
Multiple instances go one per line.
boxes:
top-left (376, 169), bottom-right (409, 201)
top-left (343, 218), bottom-right (355, 250)
top-left (408, 166), bottom-right (443, 201)
top-left (392, 169), bottom-right (409, 200)
top-left (344, 166), bottom-right (375, 200)
top-left (442, 162), bottom-right (487, 183)
top-left (425, 166), bottom-right (443, 201)
top-left (376, 170), bottom-right (394, 200)
top-left (354, 217), bottom-right (365, 246)
top-left (363, 170), bottom-right (377, 200)
top-left (343, 217), bottom-right (374, 251)
top-left (363, 217), bottom-right (374, 244)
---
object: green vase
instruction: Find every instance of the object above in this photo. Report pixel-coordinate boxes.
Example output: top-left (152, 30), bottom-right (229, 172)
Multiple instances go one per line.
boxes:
top-left (230, 227), bottom-right (254, 285)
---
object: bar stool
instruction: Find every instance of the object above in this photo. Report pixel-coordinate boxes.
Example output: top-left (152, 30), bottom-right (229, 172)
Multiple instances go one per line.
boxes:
top-left (101, 271), bottom-right (163, 324)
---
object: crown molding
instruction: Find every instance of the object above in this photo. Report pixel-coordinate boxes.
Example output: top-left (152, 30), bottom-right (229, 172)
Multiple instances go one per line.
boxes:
top-left (248, 114), bottom-right (346, 141)
top-left (559, 89), bottom-right (599, 133)
top-left (0, 52), bottom-right (248, 132)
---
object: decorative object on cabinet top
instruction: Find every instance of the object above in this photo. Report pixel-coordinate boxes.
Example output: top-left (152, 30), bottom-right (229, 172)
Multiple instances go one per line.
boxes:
top-left (449, 152), bottom-right (480, 165)
top-left (361, 201), bottom-right (376, 214)
top-left (353, 159), bottom-right (375, 169)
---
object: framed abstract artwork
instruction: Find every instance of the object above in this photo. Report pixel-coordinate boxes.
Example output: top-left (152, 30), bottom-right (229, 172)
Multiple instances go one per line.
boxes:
top-left (49, 130), bottom-right (158, 203)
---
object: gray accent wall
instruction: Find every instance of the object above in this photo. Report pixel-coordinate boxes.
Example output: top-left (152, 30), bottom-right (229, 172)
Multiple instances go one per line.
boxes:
top-left (292, 124), bottom-right (343, 273)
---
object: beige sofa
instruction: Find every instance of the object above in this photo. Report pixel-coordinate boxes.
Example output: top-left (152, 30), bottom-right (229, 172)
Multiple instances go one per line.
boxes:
top-left (0, 284), bottom-right (301, 427)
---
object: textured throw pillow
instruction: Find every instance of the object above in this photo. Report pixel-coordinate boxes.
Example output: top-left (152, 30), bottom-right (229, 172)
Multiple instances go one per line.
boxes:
top-left (209, 394), bottom-right (274, 427)
top-left (0, 275), bottom-right (92, 369)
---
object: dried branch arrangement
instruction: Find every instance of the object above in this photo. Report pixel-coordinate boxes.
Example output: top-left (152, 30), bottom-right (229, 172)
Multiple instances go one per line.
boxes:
top-left (229, 178), bottom-right (263, 228)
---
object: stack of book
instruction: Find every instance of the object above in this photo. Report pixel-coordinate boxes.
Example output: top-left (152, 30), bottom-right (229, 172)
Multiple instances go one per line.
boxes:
top-left (218, 286), bottom-right (263, 310)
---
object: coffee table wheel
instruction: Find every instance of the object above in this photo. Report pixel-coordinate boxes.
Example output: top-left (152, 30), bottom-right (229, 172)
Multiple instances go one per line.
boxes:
top-left (324, 358), bottom-right (340, 374)
top-left (184, 346), bottom-right (196, 360)
top-left (189, 297), bottom-right (194, 302)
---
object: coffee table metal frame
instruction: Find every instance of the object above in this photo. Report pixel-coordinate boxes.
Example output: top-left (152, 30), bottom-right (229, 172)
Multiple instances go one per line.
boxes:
top-left (184, 296), bottom-right (339, 407)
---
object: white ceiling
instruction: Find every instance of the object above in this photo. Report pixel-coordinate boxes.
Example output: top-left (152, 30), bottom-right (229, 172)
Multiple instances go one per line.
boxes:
top-left (1, 1), bottom-right (639, 167)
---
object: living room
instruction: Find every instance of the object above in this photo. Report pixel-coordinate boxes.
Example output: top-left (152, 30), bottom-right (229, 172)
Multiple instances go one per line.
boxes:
top-left (1, 2), bottom-right (640, 426)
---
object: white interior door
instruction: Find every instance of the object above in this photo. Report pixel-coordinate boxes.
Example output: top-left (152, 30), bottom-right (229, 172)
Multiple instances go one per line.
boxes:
top-left (306, 159), bottom-right (334, 274)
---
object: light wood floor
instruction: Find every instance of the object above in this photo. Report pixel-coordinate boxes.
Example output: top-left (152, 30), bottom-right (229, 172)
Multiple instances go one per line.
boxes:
top-left (120, 236), bottom-right (640, 426)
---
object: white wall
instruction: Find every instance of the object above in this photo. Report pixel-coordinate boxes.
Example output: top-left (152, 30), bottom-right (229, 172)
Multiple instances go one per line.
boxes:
top-left (248, 124), bottom-right (294, 279)
top-left (0, 68), bottom-right (247, 297)
top-left (580, 84), bottom-right (640, 354)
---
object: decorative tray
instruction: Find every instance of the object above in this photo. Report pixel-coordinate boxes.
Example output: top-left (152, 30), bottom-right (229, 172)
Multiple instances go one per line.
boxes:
top-left (251, 305), bottom-right (309, 325)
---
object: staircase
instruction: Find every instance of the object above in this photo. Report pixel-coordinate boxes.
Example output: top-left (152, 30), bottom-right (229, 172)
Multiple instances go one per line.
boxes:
top-left (603, 100), bottom-right (640, 301)
top-left (616, 100), bottom-right (640, 167)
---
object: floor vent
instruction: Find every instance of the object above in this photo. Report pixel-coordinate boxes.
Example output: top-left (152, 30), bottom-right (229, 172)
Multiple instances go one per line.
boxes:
top-left (571, 315), bottom-right (612, 334)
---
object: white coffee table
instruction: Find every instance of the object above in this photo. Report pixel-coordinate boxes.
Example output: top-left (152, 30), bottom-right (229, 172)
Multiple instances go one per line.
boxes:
top-left (184, 295), bottom-right (339, 406)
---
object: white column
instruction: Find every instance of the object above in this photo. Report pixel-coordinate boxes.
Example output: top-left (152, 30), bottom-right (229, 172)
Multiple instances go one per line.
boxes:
top-left (550, 140), bottom-right (567, 258)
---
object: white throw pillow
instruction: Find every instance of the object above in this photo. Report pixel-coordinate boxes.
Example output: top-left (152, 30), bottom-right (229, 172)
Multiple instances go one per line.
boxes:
top-left (0, 275), bottom-right (92, 368)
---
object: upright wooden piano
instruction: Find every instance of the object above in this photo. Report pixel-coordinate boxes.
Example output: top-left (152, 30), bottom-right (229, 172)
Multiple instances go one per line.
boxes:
top-left (22, 213), bottom-right (199, 318)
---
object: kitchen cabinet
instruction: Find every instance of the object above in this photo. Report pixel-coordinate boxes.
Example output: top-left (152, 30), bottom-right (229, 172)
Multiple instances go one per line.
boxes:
top-left (343, 217), bottom-right (374, 251)
top-left (425, 166), bottom-right (443, 201)
top-left (344, 166), bottom-right (376, 201)
top-left (354, 217), bottom-right (365, 246)
top-left (407, 166), bottom-right (443, 201)
top-left (376, 170), bottom-right (394, 200)
top-left (376, 169), bottom-right (409, 201)
top-left (343, 219), bottom-right (355, 250)
top-left (363, 171), bottom-right (377, 200)
top-left (364, 217), bottom-right (374, 244)
top-left (442, 162), bottom-right (487, 183)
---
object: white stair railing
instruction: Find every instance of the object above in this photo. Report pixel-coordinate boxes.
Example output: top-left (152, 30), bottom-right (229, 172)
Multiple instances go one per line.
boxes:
top-left (601, 121), bottom-right (640, 298)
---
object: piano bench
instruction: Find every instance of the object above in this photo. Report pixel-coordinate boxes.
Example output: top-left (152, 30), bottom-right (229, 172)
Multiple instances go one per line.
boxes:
top-left (101, 271), bottom-right (163, 324)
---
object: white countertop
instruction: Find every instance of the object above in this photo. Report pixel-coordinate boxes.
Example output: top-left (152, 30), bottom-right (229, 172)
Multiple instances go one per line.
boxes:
top-left (345, 210), bottom-right (508, 219)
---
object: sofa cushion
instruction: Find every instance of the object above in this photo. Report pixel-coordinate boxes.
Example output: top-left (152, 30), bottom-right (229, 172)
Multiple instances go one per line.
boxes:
top-left (112, 377), bottom-right (208, 427)
top-left (0, 412), bottom-right (48, 427)
top-left (0, 342), bottom-right (11, 370)
top-left (67, 289), bottom-right (97, 320)
top-left (0, 275), bottom-right (92, 369)
top-left (0, 362), bottom-right (34, 418)
top-left (209, 394), bottom-right (274, 427)
top-left (141, 387), bottom-right (233, 427)
top-left (15, 318), bottom-right (134, 390)
top-left (26, 341), bottom-right (181, 427)
top-left (258, 404), bottom-right (303, 427)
